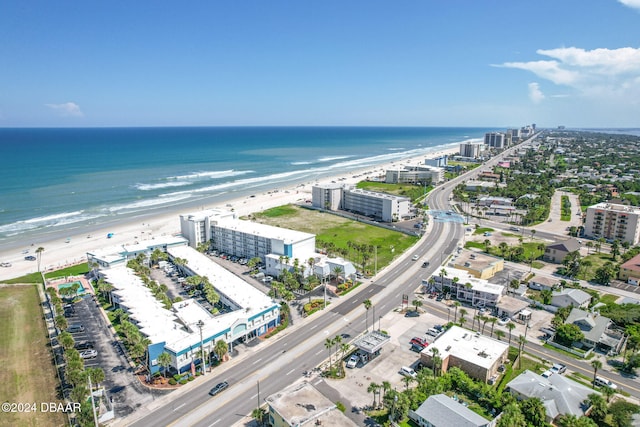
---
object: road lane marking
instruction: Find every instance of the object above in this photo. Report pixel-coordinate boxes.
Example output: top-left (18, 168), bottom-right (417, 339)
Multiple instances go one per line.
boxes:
top-left (315, 349), bottom-right (324, 355)
top-left (252, 358), bottom-right (263, 365)
top-left (208, 420), bottom-right (221, 426)
top-left (310, 324), bottom-right (317, 330)
top-left (173, 403), bottom-right (186, 411)
top-left (286, 369), bottom-right (295, 375)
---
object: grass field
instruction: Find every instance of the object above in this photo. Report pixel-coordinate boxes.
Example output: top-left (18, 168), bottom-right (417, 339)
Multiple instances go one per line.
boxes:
top-left (253, 205), bottom-right (419, 270)
top-left (355, 181), bottom-right (431, 202)
top-left (0, 285), bottom-right (66, 427)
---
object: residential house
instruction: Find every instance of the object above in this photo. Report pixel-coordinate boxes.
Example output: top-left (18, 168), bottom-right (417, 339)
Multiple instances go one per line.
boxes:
top-left (565, 308), bottom-right (625, 354)
top-left (551, 288), bottom-right (591, 309)
top-left (543, 239), bottom-right (581, 264)
top-left (409, 394), bottom-right (495, 427)
top-left (619, 253), bottom-right (640, 285)
top-left (506, 370), bottom-right (598, 423)
top-left (528, 275), bottom-right (559, 291)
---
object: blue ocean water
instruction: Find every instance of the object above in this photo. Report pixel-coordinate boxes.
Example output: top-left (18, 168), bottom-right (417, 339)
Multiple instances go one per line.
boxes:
top-left (0, 126), bottom-right (492, 245)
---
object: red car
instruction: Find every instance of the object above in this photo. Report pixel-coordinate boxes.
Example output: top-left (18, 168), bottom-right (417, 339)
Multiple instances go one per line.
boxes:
top-left (410, 337), bottom-right (428, 348)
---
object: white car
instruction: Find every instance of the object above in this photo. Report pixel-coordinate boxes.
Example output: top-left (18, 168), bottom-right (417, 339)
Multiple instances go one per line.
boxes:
top-left (412, 255), bottom-right (419, 261)
top-left (346, 355), bottom-right (359, 369)
top-left (80, 349), bottom-right (98, 359)
top-left (498, 317), bottom-right (510, 326)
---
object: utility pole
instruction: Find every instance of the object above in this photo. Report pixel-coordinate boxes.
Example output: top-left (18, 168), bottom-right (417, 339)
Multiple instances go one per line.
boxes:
top-left (88, 376), bottom-right (99, 427)
top-left (197, 320), bottom-right (206, 375)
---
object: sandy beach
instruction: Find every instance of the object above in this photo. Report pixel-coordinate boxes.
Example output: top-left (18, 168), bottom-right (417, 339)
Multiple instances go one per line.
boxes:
top-left (0, 147), bottom-right (458, 282)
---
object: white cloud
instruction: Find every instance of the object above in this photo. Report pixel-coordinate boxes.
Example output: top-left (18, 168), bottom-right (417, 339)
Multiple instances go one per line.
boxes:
top-left (528, 82), bottom-right (545, 104)
top-left (497, 46), bottom-right (640, 100)
top-left (45, 102), bottom-right (84, 117)
top-left (619, 0), bottom-right (640, 10)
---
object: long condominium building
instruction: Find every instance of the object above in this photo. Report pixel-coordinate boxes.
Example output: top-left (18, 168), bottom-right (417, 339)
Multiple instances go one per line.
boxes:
top-left (485, 132), bottom-right (506, 149)
top-left (584, 202), bottom-right (640, 245)
top-left (385, 165), bottom-right (444, 185)
top-left (312, 184), bottom-right (411, 222)
top-left (459, 141), bottom-right (485, 158)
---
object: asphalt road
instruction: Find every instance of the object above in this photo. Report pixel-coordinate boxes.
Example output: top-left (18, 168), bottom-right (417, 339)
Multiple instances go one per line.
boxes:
top-left (127, 136), bottom-right (546, 427)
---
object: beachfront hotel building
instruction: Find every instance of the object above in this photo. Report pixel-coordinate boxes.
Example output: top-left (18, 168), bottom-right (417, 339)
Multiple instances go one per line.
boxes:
top-left (89, 240), bottom-right (280, 375)
top-left (312, 183), bottom-right (412, 222)
top-left (459, 141), bottom-right (485, 158)
top-left (485, 132), bottom-right (506, 149)
top-left (385, 165), bottom-right (445, 186)
top-left (583, 202), bottom-right (640, 245)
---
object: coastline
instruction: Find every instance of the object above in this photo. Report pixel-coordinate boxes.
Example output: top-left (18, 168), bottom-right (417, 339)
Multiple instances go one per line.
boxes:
top-left (0, 147), bottom-right (458, 282)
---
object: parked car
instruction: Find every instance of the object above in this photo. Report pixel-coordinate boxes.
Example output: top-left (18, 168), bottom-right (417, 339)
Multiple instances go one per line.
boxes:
top-left (67, 324), bottom-right (85, 333)
top-left (405, 310), bottom-right (420, 317)
top-left (75, 341), bottom-right (94, 350)
top-left (400, 366), bottom-right (417, 378)
top-left (551, 363), bottom-right (567, 374)
top-left (209, 381), bottom-right (229, 396)
top-left (80, 349), bottom-right (98, 359)
top-left (346, 355), bottom-right (359, 369)
top-left (410, 337), bottom-right (428, 348)
top-left (498, 317), bottom-right (510, 326)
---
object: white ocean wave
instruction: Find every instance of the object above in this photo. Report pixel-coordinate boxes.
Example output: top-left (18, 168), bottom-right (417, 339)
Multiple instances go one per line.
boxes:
top-left (168, 169), bottom-right (253, 180)
top-left (0, 211), bottom-right (107, 235)
top-left (108, 194), bottom-right (192, 213)
top-left (135, 181), bottom-right (193, 191)
top-left (317, 155), bottom-right (353, 162)
top-left (291, 161), bottom-right (313, 165)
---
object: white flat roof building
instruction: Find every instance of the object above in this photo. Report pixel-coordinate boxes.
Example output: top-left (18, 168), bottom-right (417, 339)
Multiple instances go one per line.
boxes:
top-left (429, 267), bottom-right (504, 307)
top-left (420, 325), bottom-right (509, 382)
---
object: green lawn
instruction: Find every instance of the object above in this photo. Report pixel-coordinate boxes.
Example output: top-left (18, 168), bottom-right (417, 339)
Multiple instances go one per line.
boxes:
top-left (474, 227), bottom-right (494, 235)
top-left (44, 263), bottom-right (89, 279)
top-left (578, 253), bottom-right (616, 281)
top-left (253, 205), bottom-right (419, 271)
top-left (0, 285), bottom-right (66, 427)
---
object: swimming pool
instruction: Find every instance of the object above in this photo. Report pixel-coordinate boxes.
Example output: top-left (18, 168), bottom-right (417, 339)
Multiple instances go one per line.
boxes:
top-left (58, 281), bottom-right (86, 295)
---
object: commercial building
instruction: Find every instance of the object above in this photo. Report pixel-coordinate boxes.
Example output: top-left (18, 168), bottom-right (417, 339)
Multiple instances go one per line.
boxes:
top-left (385, 165), bottom-right (445, 185)
top-left (266, 381), bottom-right (358, 427)
top-left (584, 202), bottom-right (640, 245)
top-left (419, 326), bottom-right (509, 382)
top-left (311, 184), bottom-right (411, 222)
top-left (89, 240), bottom-right (280, 375)
top-left (451, 251), bottom-right (504, 280)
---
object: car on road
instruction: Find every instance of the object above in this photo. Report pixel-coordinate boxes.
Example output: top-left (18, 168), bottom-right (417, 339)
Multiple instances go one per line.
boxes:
top-left (209, 381), bottom-right (229, 396)
top-left (421, 261), bottom-right (430, 268)
top-left (24, 255), bottom-right (36, 261)
top-left (594, 376), bottom-right (617, 389)
top-left (346, 355), bottom-right (359, 369)
top-left (80, 349), bottom-right (98, 359)
top-left (405, 310), bottom-right (420, 317)
top-left (412, 255), bottom-right (419, 261)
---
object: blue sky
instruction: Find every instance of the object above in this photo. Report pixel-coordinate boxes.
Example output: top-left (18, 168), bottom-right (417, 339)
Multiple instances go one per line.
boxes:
top-left (1, 1), bottom-right (640, 128)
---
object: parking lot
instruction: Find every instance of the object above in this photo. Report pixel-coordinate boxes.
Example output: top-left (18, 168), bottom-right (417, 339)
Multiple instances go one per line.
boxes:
top-left (64, 294), bottom-right (169, 417)
top-left (318, 308), bottom-right (445, 412)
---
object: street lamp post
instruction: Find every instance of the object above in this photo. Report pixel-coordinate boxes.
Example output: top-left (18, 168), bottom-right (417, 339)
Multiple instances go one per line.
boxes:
top-left (197, 320), bottom-right (206, 376)
top-left (378, 316), bottom-right (381, 332)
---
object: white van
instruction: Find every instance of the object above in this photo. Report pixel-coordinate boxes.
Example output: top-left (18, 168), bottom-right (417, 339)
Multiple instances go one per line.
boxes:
top-left (594, 376), bottom-right (617, 389)
top-left (400, 366), bottom-right (417, 378)
top-left (427, 328), bottom-right (441, 337)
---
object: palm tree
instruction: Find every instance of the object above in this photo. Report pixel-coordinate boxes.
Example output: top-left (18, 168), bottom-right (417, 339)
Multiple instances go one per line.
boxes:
top-left (214, 339), bottom-right (228, 363)
top-left (325, 338), bottom-right (333, 370)
top-left (411, 299), bottom-right (423, 313)
top-left (402, 375), bottom-right (413, 391)
top-left (381, 381), bottom-right (391, 406)
top-left (430, 347), bottom-right (440, 377)
top-left (333, 335), bottom-right (342, 372)
top-left (367, 382), bottom-right (379, 408)
top-left (332, 266), bottom-right (344, 283)
top-left (517, 335), bottom-right (526, 369)
top-left (157, 352), bottom-right (172, 378)
top-left (495, 330), bottom-right (506, 341)
top-left (488, 317), bottom-right (498, 337)
top-left (586, 241), bottom-right (593, 254)
top-left (591, 359), bottom-right (602, 388)
top-left (453, 301), bottom-right (461, 323)
top-left (35, 246), bottom-right (45, 272)
top-left (363, 299), bottom-right (372, 332)
top-left (459, 309), bottom-right (468, 327)
top-left (507, 322), bottom-right (516, 345)
top-left (252, 408), bottom-right (266, 426)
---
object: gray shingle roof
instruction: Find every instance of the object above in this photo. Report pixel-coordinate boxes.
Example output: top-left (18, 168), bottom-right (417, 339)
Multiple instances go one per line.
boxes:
top-left (412, 394), bottom-right (490, 427)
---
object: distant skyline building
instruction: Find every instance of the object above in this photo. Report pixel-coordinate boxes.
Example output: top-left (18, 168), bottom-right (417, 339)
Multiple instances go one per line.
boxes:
top-left (424, 154), bottom-right (448, 168)
top-left (484, 132), bottom-right (506, 149)
top-left (584, 202), bottom-right (640, 245)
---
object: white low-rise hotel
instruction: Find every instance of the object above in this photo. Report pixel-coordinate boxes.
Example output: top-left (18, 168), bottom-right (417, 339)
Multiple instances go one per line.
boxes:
top-left (428, 266), bottom-right (504, 307)
top-left (90, 240), bottom-right (280, 375)
top-left (385, 165), bottom-right (445, 185)
top-left (312, 183), bottom-right (411, 222)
